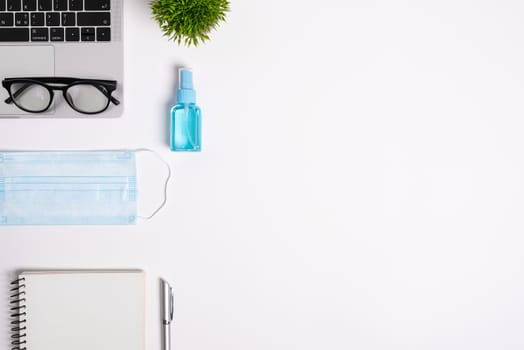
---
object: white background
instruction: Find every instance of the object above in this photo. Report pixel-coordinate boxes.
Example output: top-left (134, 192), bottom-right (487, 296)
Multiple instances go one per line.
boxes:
top-left (2, 0), bottom-right (524, 349)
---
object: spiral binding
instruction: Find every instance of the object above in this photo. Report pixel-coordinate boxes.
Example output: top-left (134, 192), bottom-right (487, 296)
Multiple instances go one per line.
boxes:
top-left (9, 278), bottom-right (27, 350)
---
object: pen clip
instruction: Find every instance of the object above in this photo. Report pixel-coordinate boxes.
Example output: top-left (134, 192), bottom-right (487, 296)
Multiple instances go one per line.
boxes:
top-left (169, 284), bottom-right (174, 322)
top-left (162, 279), bottom-right (174, 324)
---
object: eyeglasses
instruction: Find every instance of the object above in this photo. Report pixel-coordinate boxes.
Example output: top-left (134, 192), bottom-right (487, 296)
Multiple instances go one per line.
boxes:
top-left (1, 77), bottom-right (120, 115)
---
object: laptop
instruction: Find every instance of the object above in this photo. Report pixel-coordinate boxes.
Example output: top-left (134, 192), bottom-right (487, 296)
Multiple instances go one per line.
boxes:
top-left (0, 0), bottom-right (123, 118)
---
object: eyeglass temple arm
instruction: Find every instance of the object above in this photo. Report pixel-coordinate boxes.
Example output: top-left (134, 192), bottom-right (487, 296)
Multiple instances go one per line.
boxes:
top-left (109, 95), bottom-right (120, 106)
top-left (5, 83), bottom-right (121, 106)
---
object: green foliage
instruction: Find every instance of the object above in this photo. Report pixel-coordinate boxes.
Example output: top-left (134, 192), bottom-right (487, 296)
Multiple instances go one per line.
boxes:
top-left (150, 0), bottom-right (230, 46)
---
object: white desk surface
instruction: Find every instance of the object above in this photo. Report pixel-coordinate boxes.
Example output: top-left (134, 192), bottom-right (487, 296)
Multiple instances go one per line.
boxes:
top-left (2, 1), bottom-right (524, 349)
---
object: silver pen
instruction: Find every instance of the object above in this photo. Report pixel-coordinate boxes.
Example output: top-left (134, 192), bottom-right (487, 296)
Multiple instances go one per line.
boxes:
top-left (161, 279), bottom-right (174, 350)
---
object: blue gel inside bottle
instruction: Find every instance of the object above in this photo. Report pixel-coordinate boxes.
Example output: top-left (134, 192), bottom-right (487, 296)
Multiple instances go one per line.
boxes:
top-left (170, 69), bottom-right (201, 152)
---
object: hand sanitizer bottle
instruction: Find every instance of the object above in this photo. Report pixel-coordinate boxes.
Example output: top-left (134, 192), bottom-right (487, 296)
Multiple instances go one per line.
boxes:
top-left (170, 69), bottom-right (201, 152)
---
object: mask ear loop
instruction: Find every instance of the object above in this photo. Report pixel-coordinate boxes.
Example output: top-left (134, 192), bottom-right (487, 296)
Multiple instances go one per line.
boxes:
top-left (134, 148), bottom-right (172, 220)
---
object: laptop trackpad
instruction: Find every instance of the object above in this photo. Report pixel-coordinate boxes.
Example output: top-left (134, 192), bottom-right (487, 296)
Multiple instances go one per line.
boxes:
top-left (0, 46), bottom-right (54, 116)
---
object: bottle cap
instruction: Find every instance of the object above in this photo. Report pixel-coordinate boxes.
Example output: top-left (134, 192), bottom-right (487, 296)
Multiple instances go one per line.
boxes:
top-left (177, 68), bottom-right (196, 104)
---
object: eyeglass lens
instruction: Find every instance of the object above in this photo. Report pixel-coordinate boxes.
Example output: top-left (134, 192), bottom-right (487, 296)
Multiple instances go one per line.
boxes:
top-left (65, 84), bottom-right (110, 113)
top-left (9, 82), bottom-right (51, 112)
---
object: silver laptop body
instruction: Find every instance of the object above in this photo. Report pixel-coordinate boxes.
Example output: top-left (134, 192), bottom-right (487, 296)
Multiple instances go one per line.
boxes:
top-left (0, 0), bottom-right (123, 118)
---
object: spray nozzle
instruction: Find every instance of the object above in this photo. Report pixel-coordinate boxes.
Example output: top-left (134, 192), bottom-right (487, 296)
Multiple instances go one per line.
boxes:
top-left (177, 68), bottom-right (196, 104)
top-left (180, 69), bottom-right (193, 89)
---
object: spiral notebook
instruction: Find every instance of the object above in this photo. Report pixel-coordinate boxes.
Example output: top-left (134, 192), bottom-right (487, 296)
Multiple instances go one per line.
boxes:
top-left (10, 270), bottom-right (145, 350)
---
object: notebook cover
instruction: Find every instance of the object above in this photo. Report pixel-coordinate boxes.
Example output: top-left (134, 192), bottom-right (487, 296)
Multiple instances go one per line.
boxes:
top-left (18, 270), bottom-right (145, 350)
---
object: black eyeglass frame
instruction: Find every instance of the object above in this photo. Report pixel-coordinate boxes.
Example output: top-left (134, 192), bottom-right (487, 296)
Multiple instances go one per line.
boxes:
top-left (1, 77), bottom-right (120, 115)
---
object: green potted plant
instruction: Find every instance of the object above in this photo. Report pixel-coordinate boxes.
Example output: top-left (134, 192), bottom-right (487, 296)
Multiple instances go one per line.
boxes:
top-left (150, 0), bottom-right (230, 46)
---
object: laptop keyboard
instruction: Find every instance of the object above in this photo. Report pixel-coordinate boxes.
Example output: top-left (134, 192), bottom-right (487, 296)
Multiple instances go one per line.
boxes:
top-left (0, 0), bottom-right (111, 42)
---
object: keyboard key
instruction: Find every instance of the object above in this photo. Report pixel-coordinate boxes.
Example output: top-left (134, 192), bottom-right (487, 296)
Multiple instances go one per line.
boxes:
top-left (54, 0), bottom-right (66, 10)
top-left (77, 11), bottom-right (109, 26)
top-left (50, 27), bottom-right (63, 41)
top-left (0, 0), bottom-right (5, 11)
top-left (30, 12), bottom-right (43, 25)
top-left (80, 26), bottom-right (93, 40)
top-left (85, 0), bottom-right (108, 10)
top-left (22, 0), bottom-right (35, 10)
top-left (30, 27), bottom-right (47, 41)
top-left (15, 12), bottom-right (28, 26)
top-left (80, 26), bottom-right (93, 34)
top-left (65, 26), bottom-right (77, 41)
top-left (81, 33), bottom-right (93, 41)
top-left (0, 27), bottom-right (29, 40)
top-left (7, 0), bottom-right (20, 11)
top-left (0, 12), bottom-right (13, 25)
top-left (37, 0), bottom-right (51, 11)
top-left (45, 12), bottom-right (59, 26)
top-left (61, 11), bottom-right (74, 25)
top-left (96, 26), bottom-right (109, 41)
top-left (68, 0), bottom-right (81, 10)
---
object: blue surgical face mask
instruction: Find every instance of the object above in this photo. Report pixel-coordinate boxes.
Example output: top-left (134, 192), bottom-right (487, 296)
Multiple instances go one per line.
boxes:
top-left (0, 150), bottom-right (170, 226)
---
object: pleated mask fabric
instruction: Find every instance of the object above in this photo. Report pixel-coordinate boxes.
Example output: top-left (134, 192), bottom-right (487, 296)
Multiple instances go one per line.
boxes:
top-left (0, 150), bottom-right (138, 225)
